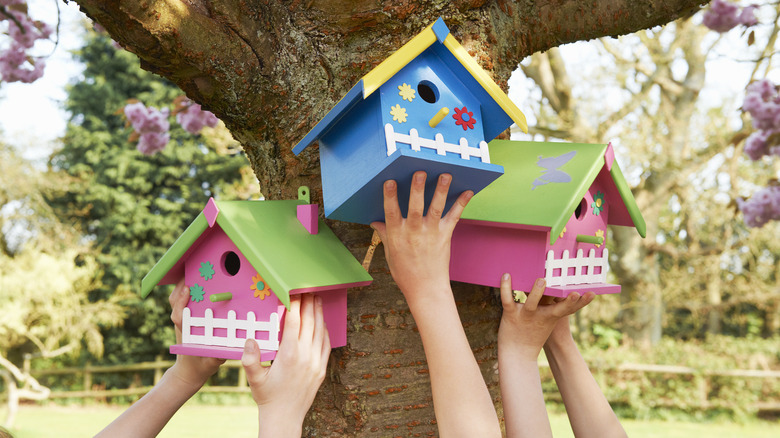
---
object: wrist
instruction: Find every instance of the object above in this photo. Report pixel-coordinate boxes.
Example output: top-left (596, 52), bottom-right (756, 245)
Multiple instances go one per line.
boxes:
top-left (498, 340), bottom-right (541, 364)
top-left (399, 281), bottom-right (454, 308)
top-left (544, 328), bottom-right (575, 352)
top-left (166, 362), bottom-right (209, 393)
top-left (257, 403), bottom-right (305, 438)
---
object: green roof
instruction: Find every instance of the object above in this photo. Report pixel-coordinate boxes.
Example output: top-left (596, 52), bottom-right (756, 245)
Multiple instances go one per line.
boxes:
top-left (141, 200), bottom-right (372, 308)
top-left (462, 140), bottom-right (646, 245)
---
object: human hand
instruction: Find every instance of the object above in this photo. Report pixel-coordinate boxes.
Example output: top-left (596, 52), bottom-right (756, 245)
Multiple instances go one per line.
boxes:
top-left (242, 294), bottom-right (330, 437)
top-left (498, 274), bottom-right (594, 362)
top-left (370, 171), bottom-right (473, 302)
top-left (168, 279), bottom-right (225, 389)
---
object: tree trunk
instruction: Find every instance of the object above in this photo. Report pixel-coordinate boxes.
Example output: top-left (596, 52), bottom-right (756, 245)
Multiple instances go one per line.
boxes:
top-left (0, 369), bottom-right (18, 429)
top-left (71, 1), bottom-right (706, 434)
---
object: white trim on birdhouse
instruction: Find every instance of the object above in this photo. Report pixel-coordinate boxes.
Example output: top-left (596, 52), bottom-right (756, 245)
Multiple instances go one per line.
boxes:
top-left (544, 248), bottom-right (610, 286)
top-left (384, 124), bottom-right (490, 163)
top-left (181, 308), bottom-right (281, 351)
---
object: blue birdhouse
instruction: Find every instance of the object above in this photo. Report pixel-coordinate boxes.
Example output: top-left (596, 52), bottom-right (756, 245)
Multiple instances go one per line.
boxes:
top-left (292, 18), bottom-right (528, 225)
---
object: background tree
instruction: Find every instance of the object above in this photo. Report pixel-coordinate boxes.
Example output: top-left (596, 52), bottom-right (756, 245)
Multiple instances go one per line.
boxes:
top-left (46, 30), bottom-right (252, 367)
top-left (0, 143), bottom-right (124, 428)
top-left (513, 2), bottom-right (780, 344)
top-left (68, 1), bottom-right (710, 434)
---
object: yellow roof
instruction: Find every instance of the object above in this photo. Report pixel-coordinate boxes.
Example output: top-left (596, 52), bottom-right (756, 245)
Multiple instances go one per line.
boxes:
top-left (360, 18), bottom-right (527, 133)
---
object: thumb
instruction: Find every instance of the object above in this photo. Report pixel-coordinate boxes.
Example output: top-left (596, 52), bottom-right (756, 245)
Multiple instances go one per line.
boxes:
top-left (370, 222), bottom-right (387, 244)
top-left (241, 339), bottom-right (269, 383)
top-left (499, 273), bottom-right (517, 309)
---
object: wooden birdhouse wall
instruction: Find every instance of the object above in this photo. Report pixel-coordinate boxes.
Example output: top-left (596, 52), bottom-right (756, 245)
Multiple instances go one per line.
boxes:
top-left (449, 220), bottom-right (548, 293)
top-left (549, 181), bottom-right (610, 259)
top-left (319, 92), bottom-right (387, 218)
top-left (378, 54), bottom-right (484, 152)
top-left (184, 226), bottom-right (283, 333)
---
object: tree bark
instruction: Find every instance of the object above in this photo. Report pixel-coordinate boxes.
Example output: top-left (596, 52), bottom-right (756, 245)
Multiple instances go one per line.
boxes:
top-left (71, 1), bottom-right (706, 434)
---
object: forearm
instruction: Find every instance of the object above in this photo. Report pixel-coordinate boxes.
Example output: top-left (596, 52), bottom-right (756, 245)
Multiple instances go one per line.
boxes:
top-left (94, 364), bottom-right (201, 438)
top-left (543, 335), bottom-right (626, 438)
top-left (257, 405), bottom-right (304, 438)
top-left (405, 284), bottom-right (501, 438)
top-left (498, 349), bottom-right (552, 438)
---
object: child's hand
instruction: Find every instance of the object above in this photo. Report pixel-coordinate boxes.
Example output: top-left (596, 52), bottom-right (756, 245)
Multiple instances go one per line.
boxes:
top-left (370, 171), bottom-right (473, 301)
top-left (498, 274), bottom-right (594, 362)
top-left (242, 294), bottom-right (330, 438)
top-left (168, 279), bottom-right (225, 389)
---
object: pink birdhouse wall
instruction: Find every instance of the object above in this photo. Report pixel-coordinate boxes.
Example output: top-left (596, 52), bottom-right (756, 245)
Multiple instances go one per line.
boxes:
top-left (175, 228), bottom-right (286, 359)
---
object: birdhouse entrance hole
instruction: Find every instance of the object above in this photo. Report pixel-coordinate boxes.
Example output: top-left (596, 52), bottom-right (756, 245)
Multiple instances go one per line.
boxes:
top-left (418, 80), bottom-right (439, 104)
top-left (574, 198), bottom-right (587, 221)
top-left (222, 251), bottom-right (241, 276)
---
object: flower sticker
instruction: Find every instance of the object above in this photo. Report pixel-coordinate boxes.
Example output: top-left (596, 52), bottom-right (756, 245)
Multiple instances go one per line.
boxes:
top-left (559, 226), bottom-right (567, 239)
top-left (190, 284), bottom-right (205, 302)
top-left (398, 83), bottom-right (415, 102)
top-left (595, 229), bottom-right (605, 248)
top-left (390, 104), bottom-right (408, 123)
top-left (453, 106), bottom-right (476, 130)
top-left (250, 273), bottom-right (271, 300)
top-left (591, 191), bottom-right (605, 216)
top-left (199, 261), bottom-right (215, 281)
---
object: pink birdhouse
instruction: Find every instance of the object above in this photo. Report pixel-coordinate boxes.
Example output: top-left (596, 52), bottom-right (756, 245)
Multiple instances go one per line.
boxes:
top-left (141, 188), bottom-right (373, 361)
top-left (450, 140), bottom-right (646, 297)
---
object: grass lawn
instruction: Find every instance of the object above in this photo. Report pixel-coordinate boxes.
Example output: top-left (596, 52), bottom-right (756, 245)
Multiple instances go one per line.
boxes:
top-left (3, 402), bottom-right (779, 437)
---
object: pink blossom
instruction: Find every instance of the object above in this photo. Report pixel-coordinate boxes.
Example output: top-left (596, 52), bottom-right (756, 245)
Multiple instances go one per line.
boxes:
top-left (741, 79), bottom-right (780, 160)
top-left (175, 100), bottom-right (219, 134)
top-left (5, 9), bottom-right (51, 49)
top-left (137, 132), bottom-right (171, 156)
top-left (739, 5), bottom-right (759, 27)
top-left (0, 5), bottom-right (52, 84)
top-left (0, 43), bottom-right (45, 83)
top-left (737, 186), bottom-right (780, 227)
top-left (744, 130), bottom-right (771, 160)
top-left (123, 102), bottom-right (170, 133)
top-left (123, 102), bottom-right (171, 155)
top-left (703, 0), bottom-right (759, 33)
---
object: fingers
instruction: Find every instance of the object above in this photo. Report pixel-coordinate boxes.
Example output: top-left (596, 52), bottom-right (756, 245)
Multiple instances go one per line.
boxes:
top-left (499, 273), bottom-right (516, 309)
top-left (407, 171), bottom-right (427, 227)
top-left (382, 180), bottom-right (402, 228)
top-left (241, 338), bottom-right (269, 384)
top-left (523, 278), bottom-right (546, 312)
top-left (370, 221), bottom-right (387, 244)
top-left (317, 297), bottom-right (331, 373)
top-left (312, 295), bottom-right (325, 350)
top-left (298, 294), bottom-right (315, 345)
top-left (170, 279), bottom-right (189, 343)
top-left (443, 189), bottom-right (474, 228)
top-left (280, 295), bottom-right (302, 351)
top-left (555, 290), bottom-right (596, 316)
top-left (169, 278), bottom-right (186, 308)
top-left (427, 173), bottom-right (451, 221)
top-left (320, 325), bottom-right (331, 366)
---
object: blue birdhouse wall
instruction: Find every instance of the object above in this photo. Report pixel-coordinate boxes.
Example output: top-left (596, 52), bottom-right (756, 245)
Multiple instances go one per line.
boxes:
top-left (379, 55), bottom-right (485, 154)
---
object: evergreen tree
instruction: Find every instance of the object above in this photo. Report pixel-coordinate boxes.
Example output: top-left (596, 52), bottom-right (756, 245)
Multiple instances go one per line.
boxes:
top-left (48, 31), bottom-right (249, 365)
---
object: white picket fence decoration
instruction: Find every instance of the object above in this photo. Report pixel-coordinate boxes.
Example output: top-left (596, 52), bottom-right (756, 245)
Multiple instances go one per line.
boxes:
top-left (544, 248), bottom-right (610, 287)
top-left (384, 123), bottom-right (491, 163)
top-left (182, 308), bottom-right (280, 351)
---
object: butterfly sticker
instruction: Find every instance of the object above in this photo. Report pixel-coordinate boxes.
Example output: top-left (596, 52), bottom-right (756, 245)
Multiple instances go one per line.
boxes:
top-left (531, 151), bottom-right (577, 190)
